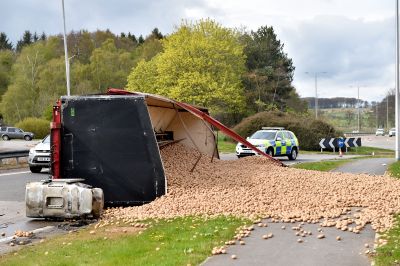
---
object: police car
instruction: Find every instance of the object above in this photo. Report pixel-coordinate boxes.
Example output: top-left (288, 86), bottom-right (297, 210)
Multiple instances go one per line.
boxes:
top-left (236, 127), bottom-right (299, 160)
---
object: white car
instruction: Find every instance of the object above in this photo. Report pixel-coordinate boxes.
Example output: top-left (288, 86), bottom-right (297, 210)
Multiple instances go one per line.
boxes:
top-left (389, 128), bottom-right (396, 137)
top-left (375, 128), bottom-right (385, 136)
top-left (28, 135), bottom-right (50, 173)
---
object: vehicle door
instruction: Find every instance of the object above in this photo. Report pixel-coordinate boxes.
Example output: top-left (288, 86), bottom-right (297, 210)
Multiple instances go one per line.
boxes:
top-left (7, 128), bottom-right (17, 138)
top-left (275, 132), bottom-right (285, 155)
top-left (283, 131), bottom-right (293, 155)
top-left (15, 128), bottom-right (24, 139)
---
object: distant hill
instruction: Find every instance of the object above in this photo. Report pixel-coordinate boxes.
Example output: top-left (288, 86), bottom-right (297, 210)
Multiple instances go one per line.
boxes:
top-left (302, 97), bottom-right (369, 109)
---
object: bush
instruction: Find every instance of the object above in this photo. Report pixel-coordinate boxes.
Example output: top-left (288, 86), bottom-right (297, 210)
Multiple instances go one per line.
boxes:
top-left (15, 117), bottom-right (50, 139)
top-left (232, 111), bottom-right (341, 151)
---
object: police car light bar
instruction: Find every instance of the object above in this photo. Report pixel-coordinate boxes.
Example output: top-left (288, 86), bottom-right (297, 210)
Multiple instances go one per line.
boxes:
top-left (261, 127), bottom-right (285, 130)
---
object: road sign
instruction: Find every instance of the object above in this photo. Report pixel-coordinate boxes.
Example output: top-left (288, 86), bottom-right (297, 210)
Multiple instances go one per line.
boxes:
top-left (319, 137), bottom-right (361, 149)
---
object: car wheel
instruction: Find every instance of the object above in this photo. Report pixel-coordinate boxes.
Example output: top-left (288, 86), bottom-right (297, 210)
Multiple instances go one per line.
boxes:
top-left (237, 155), bottom-right (242, 158)
top-left (24, 135), bottom-right (32, 141)
top-left (29, 166), bottom-right (42, 173)
top-left (266, 148), bottom-right (274, 157)
top-left (288, 148), bottom-right (298, 160)
top-left (2, 135), bottom-right (9, 141)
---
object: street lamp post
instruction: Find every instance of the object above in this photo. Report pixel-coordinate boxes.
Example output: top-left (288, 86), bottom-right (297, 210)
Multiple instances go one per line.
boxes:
top-left (305, 72), bottom-right (327, 119)
top-left (350, 85), bottom-right (365, 132)
top-left (62, 0), bottom-right (70, 96)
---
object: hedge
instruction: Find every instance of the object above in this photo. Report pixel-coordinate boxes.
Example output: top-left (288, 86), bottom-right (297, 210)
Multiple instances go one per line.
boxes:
top-left (15, 117), bottom-right (50, 139)
top-left (232, 111), bottom-right (341, 151)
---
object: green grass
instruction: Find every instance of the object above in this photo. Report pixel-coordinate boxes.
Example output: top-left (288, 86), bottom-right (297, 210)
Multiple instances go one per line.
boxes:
top-left (388, 161), bottom-right (400, 179)
top-left (216, 132), bottom-right (236, 153)
top-left (292, 159), bottom-right (354, 171)
top-left (375, 215), bottom-right (400, 266)
top-left (0, 216), bottom-right (248, 266)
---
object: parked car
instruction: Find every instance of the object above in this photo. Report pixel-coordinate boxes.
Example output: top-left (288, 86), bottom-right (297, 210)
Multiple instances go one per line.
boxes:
top-left (235, 127), bottom-right (299, 160)
top-left (389, 128), bottom-right (396, 137)
top-left (375, 128), bottom-right (385, 136)
top-left (0, 127), bottom-right (34, 141)
top-left (28, 135), bottom-right (50, 173)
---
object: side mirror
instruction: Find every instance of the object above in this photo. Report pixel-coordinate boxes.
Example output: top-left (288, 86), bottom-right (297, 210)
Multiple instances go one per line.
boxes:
top-left (276, 137), bottom-right (282, 141)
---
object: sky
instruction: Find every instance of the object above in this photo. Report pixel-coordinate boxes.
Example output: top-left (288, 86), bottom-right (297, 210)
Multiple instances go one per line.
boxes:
top-left (0, 0), bottom-right (397, 102)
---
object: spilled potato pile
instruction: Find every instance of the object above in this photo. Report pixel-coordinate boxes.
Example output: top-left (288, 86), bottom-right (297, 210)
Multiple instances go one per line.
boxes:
top-left (102, 144), bottom-right (400, 233)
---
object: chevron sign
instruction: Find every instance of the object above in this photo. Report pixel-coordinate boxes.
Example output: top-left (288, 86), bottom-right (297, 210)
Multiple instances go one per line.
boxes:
top-left (319, 138), bottom-right (361, 149)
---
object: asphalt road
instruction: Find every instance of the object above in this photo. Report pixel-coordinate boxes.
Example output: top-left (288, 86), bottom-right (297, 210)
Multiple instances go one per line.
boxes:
top-left (362, 135), bottom-right (395, 150)
top-left (0, 168), bottom-right (57, 254)
top-left (333, 157), bottom-right (395, 175)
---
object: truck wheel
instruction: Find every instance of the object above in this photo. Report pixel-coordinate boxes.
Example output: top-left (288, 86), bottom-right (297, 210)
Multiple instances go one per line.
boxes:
top-left (29, 166), bottom-right (42, 173)
top-left (288, 148), bottom-right (298, 160)
top-left (2, 135), bottom-right (9, 141)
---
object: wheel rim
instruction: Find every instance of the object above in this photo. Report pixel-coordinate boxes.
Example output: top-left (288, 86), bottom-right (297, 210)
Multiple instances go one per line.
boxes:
top-left (292, 150), bottom-right (297, 159)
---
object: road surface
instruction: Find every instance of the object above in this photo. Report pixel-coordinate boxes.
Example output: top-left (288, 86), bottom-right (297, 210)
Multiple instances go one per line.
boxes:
top-left (333, 157), bottom-right (395, 175)
top-left (0, 168), bottom-right (60, 255)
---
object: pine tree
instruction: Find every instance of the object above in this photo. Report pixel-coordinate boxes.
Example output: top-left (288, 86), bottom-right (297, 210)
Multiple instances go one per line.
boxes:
top-left (0, 32), bottom-right (13, 50)
top-left (138, 35), bottom-right (144, 44)
top-left (40, 32), bottom-right (46, 41)
top-left (128, 32), bottom-right (138, 44)
top-left (151, 28), bottom-right (163, 39)
top-left (33, 32), bottom-right (39, 42)
top-left (16, 31), bottom-right (33, 52)
top-left (120, 32), bottom-right (126, 38)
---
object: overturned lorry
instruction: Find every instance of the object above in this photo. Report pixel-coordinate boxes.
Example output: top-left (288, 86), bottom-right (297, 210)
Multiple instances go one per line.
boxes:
top-left (26, 89), bottom-right (280, 218)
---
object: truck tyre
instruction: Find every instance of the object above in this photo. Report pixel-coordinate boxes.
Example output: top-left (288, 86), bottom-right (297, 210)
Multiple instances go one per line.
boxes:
top-left (288, 148), bottom-right (298, 160)
top-left (29, 166), bottom-right (42, 173)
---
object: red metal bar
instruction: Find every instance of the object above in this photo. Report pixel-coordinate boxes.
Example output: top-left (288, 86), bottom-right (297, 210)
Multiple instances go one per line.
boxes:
top-left (50, 100), bottom-right (62, 179)
top-left (107, 88), bottom-right (285, 166)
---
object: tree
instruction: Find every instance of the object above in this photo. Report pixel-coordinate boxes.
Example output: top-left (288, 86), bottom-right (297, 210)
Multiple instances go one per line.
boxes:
top-left (16, 30), bottom-right (33, 52)
top-left (0, 33), bottom-right (13, 50)
top-left (151, 28), bottom-right (163, 39)
top-left (33, 32), bottom-right (39, 42)
top-left (1, 37), bottom-right (60, 124)
top-left (40, 32), bottom-right (47, 41)
top-left (242, 26), bottom-right (296, 113)
top-left (138, 35), bottom-right (144, 44)
top-left (90, 38), bottom-right (134, 90)
top-left (127, 19), bottom-right (246, 113)
top-left (131, 37), bottom-right (163, 65)
top-left (0, 50), bottom-right (14, 97)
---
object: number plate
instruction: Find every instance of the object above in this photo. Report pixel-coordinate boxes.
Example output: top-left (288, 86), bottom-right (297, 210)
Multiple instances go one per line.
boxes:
top-left (37, 157), bottom-right (50, 162)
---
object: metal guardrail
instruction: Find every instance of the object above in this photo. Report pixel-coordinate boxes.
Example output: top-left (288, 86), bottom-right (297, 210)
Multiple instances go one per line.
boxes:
top-left (0, 150), bottom-right (29, 162)
top-left (343, 132), bottom-right (374, 137)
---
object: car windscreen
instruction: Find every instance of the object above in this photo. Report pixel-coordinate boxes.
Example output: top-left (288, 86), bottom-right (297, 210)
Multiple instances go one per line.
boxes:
top-left (43, 135), bottom-right (50, 144)
top-left (250, 131), bottom-right (276, 140)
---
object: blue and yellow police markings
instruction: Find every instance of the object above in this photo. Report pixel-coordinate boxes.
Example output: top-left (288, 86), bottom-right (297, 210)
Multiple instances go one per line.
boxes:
top-left (265, 138), bottom-right (297, 155)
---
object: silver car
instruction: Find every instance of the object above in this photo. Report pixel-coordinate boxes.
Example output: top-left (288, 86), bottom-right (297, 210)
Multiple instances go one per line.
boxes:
top-left (0, 127), bottom-right (34, 141)
top-left (28, 135), bottom-right (50, 173)
top-left (375, 128), bottom-right (385, 136)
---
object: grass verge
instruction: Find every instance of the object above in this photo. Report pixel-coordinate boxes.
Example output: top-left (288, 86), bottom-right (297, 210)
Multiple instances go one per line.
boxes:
top-left (216, 133), bottom-right (236, 153)
top-left (292, 159), bottom-right (354, 172)
top-left (0, 216), bottom-right (248, 266)
top-left (388, 161), bottom-right (400, 179)
top-left (374, 215), bottom-right (400, 266)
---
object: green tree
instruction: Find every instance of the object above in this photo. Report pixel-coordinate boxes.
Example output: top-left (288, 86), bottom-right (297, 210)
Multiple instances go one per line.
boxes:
top-left (90, 38), bottom-right (134, 90)
top-left (0, 50), bottom-right (14, 97)
top-left (127, 19), bottom-right (246, 113)
top-left (16, 30), bottom-right (33, 52)
top-left (242, 25), bottom-right (296, 113)
top-left (0, 33), bottom-right (13, 50)
top-left (1, 37), bottom-right (59, 124)
top-left (132, 36), bottom-right (163, 65)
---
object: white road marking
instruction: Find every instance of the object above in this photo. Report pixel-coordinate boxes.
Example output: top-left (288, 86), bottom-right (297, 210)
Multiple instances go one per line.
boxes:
top-left (0, 171), bottom-right (31, 177)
